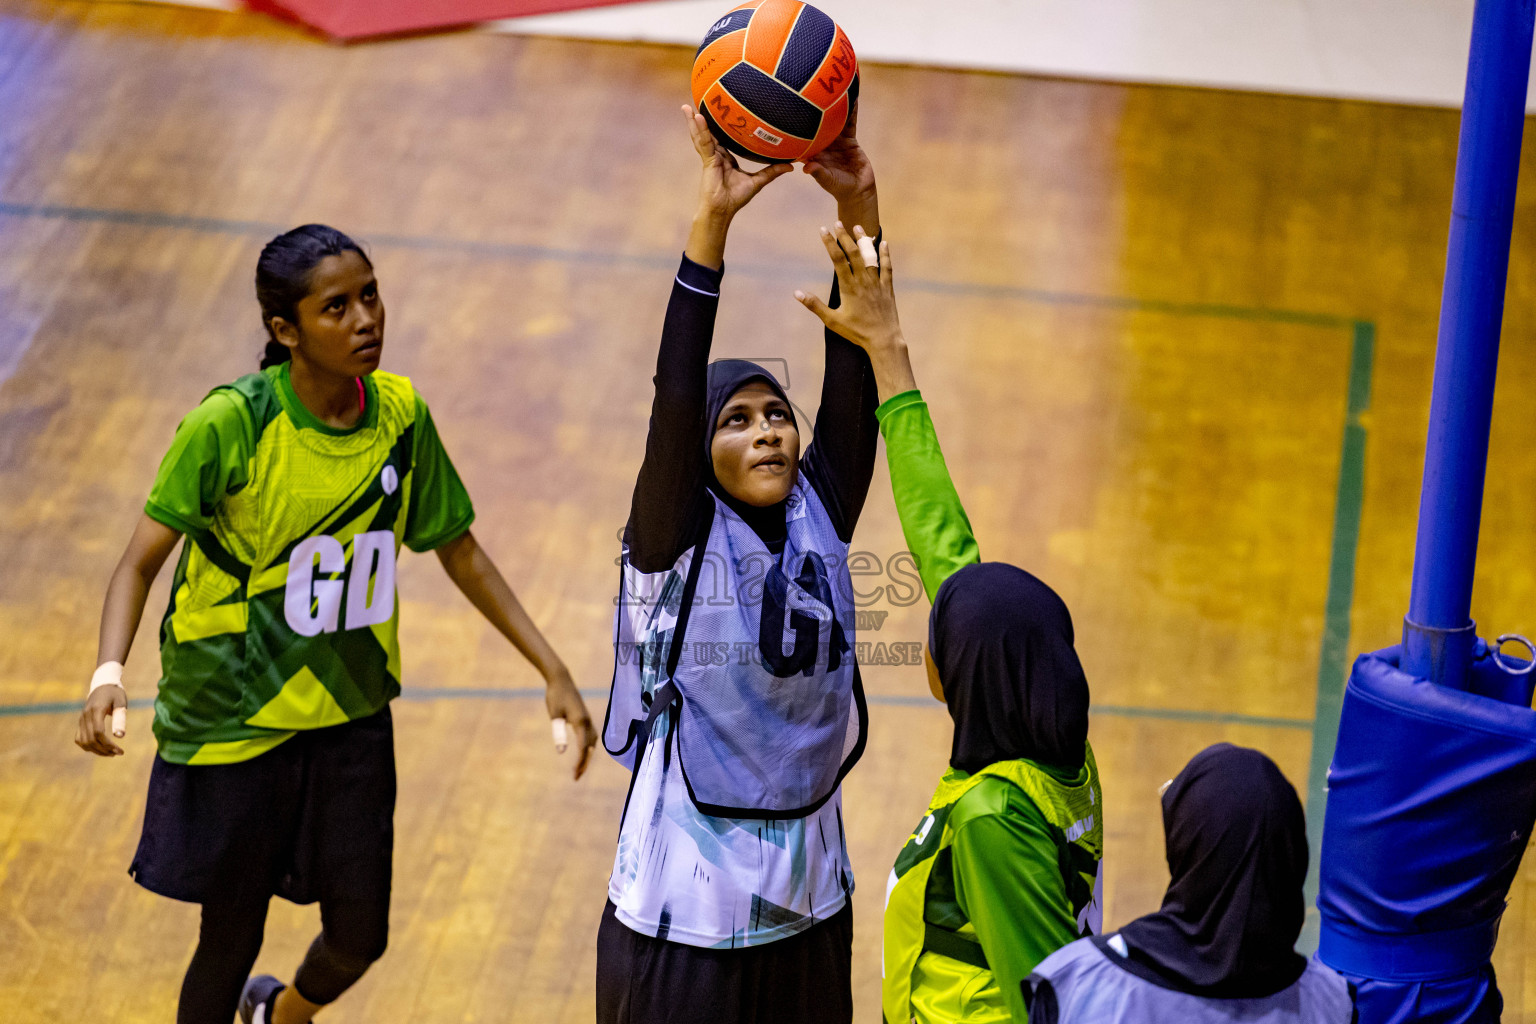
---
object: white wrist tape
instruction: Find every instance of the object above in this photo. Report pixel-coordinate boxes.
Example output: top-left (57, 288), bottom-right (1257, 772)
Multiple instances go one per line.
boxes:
top-left (90, 662), bottom-right (127, 737)
top-left (90, 661), bottom-right (124, 695)
top-left (857, 235), bottom-right (879, 269)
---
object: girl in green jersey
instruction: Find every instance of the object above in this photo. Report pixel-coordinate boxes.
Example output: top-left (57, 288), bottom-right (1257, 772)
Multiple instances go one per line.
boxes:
top-left (74, 225), bottom-right (596, 1024)
top-left (796, 225), bottom-right (1103, 1023)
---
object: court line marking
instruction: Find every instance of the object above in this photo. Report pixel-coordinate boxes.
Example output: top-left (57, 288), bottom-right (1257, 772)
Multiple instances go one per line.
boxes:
top-left (0, 197), bottom-right (1369, 945)
top-left (0, 200), bottom-right (1359, 327)
top-left (0, 689), bottom-right (1314, 730)
top-left (1298, 319), bottom-right (1374, 951)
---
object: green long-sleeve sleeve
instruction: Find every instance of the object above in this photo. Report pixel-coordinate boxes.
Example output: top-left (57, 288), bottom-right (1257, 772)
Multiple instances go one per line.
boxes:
top-left (875, 390), bottom-right (980, 603)
top-left (950, 781), bottom-right (1082, 1022)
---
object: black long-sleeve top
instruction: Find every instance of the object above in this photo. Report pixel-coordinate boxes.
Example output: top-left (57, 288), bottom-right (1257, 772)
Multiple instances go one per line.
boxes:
top-left (625, 255), bottom-right (880, 573)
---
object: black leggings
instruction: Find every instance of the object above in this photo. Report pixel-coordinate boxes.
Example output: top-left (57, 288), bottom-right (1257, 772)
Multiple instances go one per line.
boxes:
top-left (176, 896), bottom-right (389, 1024)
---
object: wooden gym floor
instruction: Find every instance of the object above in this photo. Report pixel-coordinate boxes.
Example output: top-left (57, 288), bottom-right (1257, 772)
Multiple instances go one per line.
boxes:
top-left (2, 1), bottom-right (1536, 1020)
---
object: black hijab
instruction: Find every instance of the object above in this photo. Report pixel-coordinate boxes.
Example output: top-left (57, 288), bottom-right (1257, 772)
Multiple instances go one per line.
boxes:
top-left (1118, 743), bottom-right (1309, 998)
top-left (703, 359), bottom-right (798, 546)
top-left (929, 562), bottom-right (1090, 772)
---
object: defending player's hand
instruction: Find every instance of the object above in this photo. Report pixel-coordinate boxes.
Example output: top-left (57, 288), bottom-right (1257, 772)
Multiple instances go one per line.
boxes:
top-left (796, 221), bottom-right (901, 352)
top-left (545, 670), bottom-right (597, 781)
top-left (684, 103), bottom-right (792, 220)
top-left (75, 681), bottom-right (126, 757)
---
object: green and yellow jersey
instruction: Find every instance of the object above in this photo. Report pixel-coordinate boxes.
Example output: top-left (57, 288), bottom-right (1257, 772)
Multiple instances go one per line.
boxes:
top-left (883, 753), bottom-right (1103, 1024)
top-left (144, 363), bottom-right (474, 765)
top-left (877, 389), bottom-right (1104, 1023)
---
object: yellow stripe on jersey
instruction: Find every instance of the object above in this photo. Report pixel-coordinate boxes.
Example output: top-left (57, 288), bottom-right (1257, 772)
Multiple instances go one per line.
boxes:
top-left (171, 601), bottom-right (248, 644)
top-left (371, 616), bottom-right (403, 684)
top-left (185, 730), bottom-right (295, 766)
top-left (246, 665), bottom-right (354, 730)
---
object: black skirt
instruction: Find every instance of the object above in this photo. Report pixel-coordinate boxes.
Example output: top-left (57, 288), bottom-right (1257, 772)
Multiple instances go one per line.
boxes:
top-left (129, 706), bottom-right (396, 907)
top-left (596, 899), bottom-right (854, 1024)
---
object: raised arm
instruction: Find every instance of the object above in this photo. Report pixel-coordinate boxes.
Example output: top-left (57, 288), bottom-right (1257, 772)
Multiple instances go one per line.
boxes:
top-left (799, 102), bottom-right (881, 540)
top-left (877, 392), bottom-right (980, 602)
top-left (627, 107), bottom-right (791, 571)
top-left (796, 224), bottom-right (979, 602)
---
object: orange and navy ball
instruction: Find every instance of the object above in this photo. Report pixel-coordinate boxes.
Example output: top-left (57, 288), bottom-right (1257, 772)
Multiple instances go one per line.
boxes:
top-left (691, 0), bottom-right (859, 164)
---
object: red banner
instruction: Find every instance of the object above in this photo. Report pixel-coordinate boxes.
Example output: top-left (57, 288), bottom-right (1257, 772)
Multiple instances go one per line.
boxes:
top-left (245, 0), bottom-right (668, 40)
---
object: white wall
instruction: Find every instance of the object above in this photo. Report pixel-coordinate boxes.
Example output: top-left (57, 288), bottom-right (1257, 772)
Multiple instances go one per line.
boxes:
top-left (489, 0), bottom-right (1536, 111)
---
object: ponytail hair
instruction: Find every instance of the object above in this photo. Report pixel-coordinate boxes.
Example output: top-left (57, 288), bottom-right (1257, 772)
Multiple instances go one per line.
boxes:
top-left (255, 224), bottom-right (372, 369)
top-left (259, 339), bottom-right (290, 370)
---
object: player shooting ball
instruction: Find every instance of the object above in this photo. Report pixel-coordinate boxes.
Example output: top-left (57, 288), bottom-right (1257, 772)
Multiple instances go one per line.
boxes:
top-left (595, 104), bottom-right (880, 1024)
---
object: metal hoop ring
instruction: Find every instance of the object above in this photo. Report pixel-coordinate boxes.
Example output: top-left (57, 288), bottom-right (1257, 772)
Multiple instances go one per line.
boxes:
top-left (1491, 634), bottom-right (1536, 675)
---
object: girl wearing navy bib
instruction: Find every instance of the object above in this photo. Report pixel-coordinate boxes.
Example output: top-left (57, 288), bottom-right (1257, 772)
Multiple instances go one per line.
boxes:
top-left (595, 104), bottom-right (880, 1024)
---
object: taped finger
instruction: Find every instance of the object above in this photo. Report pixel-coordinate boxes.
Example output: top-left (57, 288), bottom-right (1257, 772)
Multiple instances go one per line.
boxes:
top-left (857, 234), bottom-right (879, 270)
top-left (832, 222), bottom-right (862, 270)
top-left (552, 718), bottom-right (569, 753)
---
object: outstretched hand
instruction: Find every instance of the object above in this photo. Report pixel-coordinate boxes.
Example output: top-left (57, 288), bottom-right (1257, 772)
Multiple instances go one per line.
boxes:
top-left (797, 221), bottom-right (916, 402)
top-left (685, 104), bottom-right (792, 220)
top-left (796, 221), bottom-right (900, 351)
